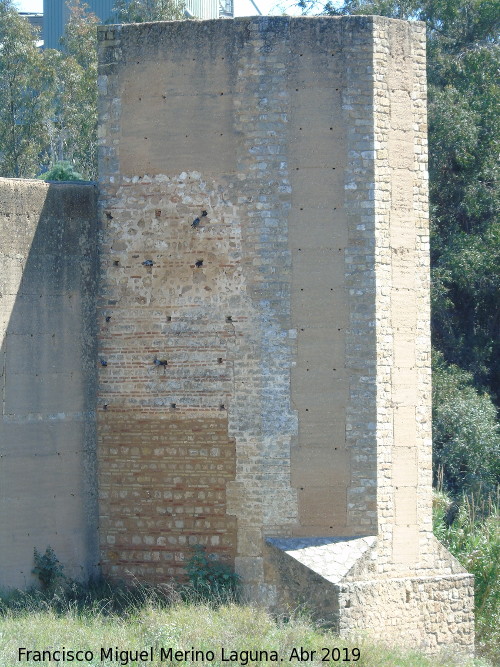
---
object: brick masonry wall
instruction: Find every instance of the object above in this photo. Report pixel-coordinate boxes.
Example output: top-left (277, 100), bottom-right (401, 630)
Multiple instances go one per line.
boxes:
top-left (96, 171), bottom-right (244, 580)
top-left (99, 412), bottom-right (236, 579)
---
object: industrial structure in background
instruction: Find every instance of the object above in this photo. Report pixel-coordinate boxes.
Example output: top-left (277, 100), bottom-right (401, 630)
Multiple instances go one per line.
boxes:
top-left (18, 12), bottom-right (44, 33)
top-left (39, 0), bottom-right (234, 49)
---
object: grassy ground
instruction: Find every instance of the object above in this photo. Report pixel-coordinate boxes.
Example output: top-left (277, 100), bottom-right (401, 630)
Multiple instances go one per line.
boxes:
top-left (2, 496), bottom-right (498, 667)
top-left (0, 593), bottom-right (492, 667)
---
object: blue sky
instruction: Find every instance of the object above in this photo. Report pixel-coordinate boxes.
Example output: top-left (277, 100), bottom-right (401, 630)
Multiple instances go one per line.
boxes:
top-left (14, 0), bottom-right (295, 16)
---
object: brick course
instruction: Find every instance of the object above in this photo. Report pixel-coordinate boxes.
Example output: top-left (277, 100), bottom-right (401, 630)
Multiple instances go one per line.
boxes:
top-left (99, 413), bottom-right (236, 579)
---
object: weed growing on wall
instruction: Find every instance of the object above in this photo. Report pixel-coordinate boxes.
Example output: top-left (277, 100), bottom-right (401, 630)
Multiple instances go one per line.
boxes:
top-left (32, 547), bottom-right (66, 591)
top-left (38, 161), bottom-right (84, 182)
top-left (185, 545), bottom-right (240, 603)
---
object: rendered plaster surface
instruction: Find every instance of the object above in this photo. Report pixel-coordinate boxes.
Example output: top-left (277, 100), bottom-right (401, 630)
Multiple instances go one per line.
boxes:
top-left (0, 178), bottom-right (99, 589)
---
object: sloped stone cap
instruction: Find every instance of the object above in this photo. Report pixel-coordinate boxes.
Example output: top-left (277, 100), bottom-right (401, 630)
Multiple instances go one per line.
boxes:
top-left (266, 536), bottom-right (376, 584)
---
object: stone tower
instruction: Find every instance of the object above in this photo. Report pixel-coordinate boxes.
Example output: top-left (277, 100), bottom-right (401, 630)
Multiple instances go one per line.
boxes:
top-left (96, 16), bottom-right (473, 652)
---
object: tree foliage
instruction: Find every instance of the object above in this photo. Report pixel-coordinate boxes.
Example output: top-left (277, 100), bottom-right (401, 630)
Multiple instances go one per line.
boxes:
top-left (0, 0), bottom-right (50, 177)
top-left (49, 0), bottom-right (99, 179)
top-left (432, 225), bottom-right (500, 394)
top-left (429, 42), bottom-right (500, 396)
top-left (432, 352), bottom-right (500, 495)
top-left (0, 0), bottom-right (97, 180)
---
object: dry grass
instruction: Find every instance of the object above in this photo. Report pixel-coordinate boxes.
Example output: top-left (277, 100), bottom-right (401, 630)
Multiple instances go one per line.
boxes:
top-left (0, 596), bottom-right (492, 667)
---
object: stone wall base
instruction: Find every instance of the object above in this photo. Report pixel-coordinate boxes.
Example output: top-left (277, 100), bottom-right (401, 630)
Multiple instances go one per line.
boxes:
top-left (266, 538), bottom-right (474, 656)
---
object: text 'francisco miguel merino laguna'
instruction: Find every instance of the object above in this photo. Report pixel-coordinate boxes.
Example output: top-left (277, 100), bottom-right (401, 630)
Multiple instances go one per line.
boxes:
top-left (18, 646), bottom-right (283, 665)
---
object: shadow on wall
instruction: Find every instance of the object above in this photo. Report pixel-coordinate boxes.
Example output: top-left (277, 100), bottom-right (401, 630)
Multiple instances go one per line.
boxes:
top-left (0, 179), bottom-right (100, 590)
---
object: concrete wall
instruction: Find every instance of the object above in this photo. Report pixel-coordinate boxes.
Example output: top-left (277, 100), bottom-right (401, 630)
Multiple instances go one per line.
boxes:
top-left (0, 178), bottom-right (99, 589)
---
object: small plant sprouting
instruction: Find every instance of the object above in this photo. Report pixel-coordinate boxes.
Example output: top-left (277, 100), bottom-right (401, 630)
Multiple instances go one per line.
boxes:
top-left (32, 546), bottom-right (66, 591)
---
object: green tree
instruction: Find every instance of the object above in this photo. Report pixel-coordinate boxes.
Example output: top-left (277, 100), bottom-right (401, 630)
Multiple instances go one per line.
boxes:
top-left (110, 0), bottom-right (186, 23)
top-left (43, 0), bottom-right (99, 180)
top-left (429, 40), bottom-right (500, 396)
top-left (432, 225), bottom-right (500, 396)
top-left (0, 0), bottom-right (98, 180)
top-left (432, 352), bottom-right (500, 495)
top-left (0, 0), bottom-right (51, 177)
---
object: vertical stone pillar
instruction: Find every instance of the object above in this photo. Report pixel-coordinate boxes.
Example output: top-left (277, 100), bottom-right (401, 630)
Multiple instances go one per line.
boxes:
top-left (370, 19), bottom-right (434, 571)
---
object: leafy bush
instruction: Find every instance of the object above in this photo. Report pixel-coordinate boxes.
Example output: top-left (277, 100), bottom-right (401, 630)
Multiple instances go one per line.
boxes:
top-left (434, 490), bottom-right (500, 663)
top-left (184, 545), bottom-right (240, 602)
top-left (432, 352), bottom-right (500, 496)
top-left (38, 161), bottom-right (84, 182)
